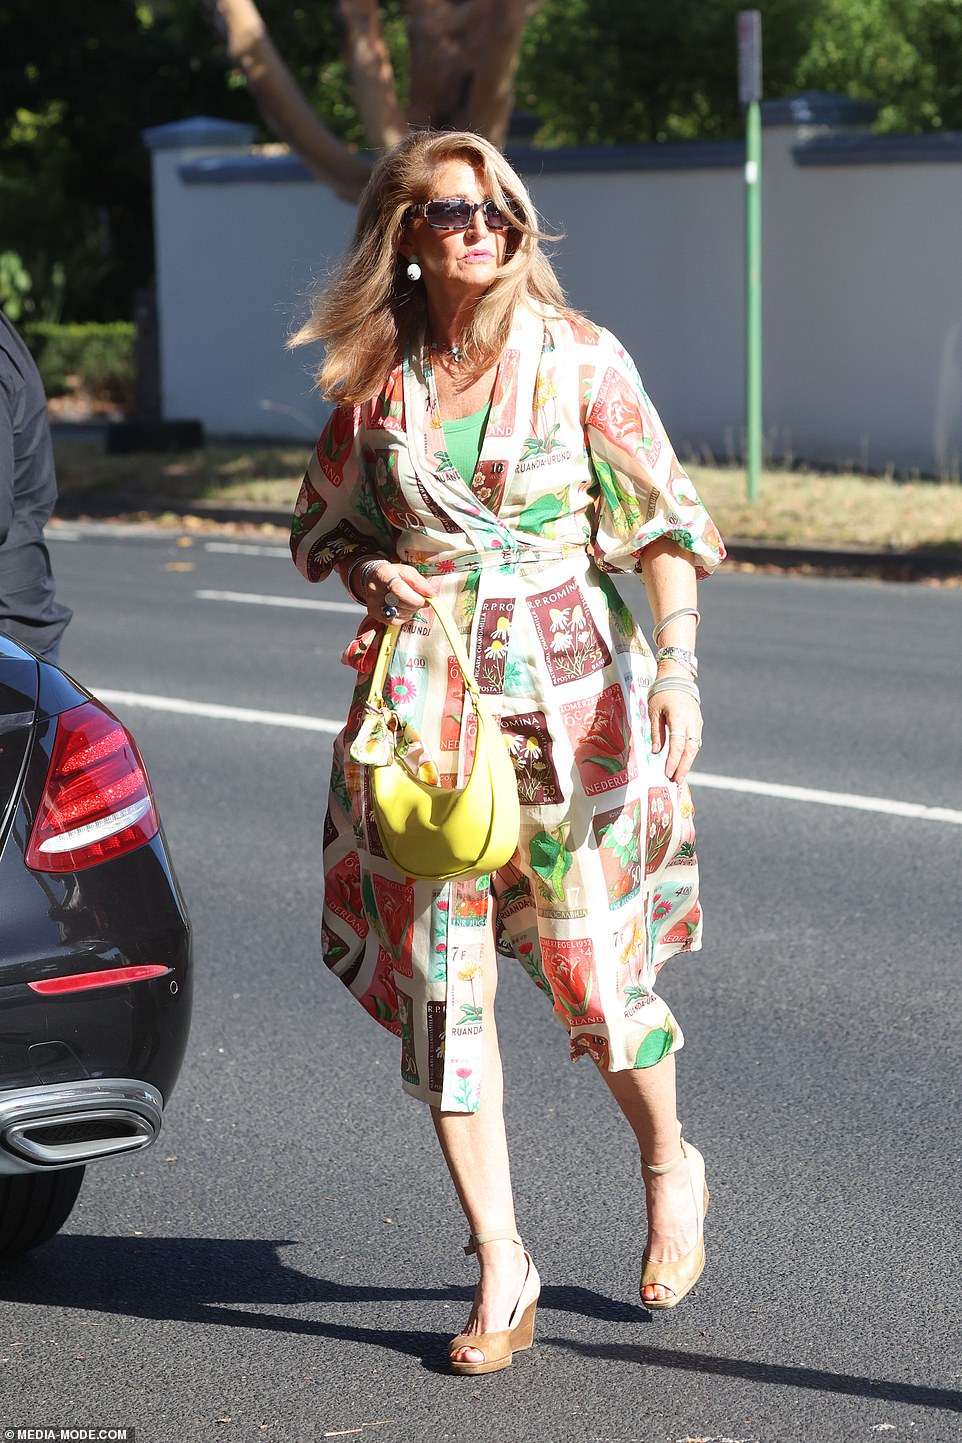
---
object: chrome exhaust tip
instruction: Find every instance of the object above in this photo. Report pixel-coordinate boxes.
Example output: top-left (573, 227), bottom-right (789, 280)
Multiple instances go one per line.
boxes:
top-left (3, 1109), bottom-right (156, 1165)
top-left (0, 1080), bottom-right (164, 1173)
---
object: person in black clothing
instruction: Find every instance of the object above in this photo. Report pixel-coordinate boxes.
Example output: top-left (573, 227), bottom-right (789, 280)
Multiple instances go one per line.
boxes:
top-left (0, 310), bottom-right (71, 663)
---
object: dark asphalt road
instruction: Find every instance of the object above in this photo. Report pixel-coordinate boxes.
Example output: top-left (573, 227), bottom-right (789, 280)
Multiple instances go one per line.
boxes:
top-left (1, 524), bottom-right (960, 1443)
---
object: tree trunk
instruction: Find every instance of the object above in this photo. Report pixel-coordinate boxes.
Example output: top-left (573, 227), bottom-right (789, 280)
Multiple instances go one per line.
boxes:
top-left (466, 0), bottom-right (546, 147)
top-left (200, 0), bottom-right (546, 201)
top-left (337, 0), bottom-right (408, 149)
top-left (198, 0), bottom-right (373, 201)
top-left (406, 0), bottom-right (487, 132)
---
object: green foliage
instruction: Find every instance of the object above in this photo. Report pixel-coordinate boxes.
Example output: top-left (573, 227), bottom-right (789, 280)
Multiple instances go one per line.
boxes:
top-left (517, 0), bottom-right (812, 145)
top-left (0, 0), bottom-right (272, 322)
top-left (517, 0), bottom-right (962, 145)
top-left (0, 1), bottom-right (413, 322)
top-left (0, 252), bottom-right (34, 322)
top-left (23, 322), bottom-right (135, 401)
top-left (797, 0), bottom-right (962, 132)
top-left (260, 0), bottom-right (409, 147)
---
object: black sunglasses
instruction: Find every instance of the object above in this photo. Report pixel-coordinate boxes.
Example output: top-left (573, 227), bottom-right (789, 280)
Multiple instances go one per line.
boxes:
top-left (405, 198), bottom-right (514, 231)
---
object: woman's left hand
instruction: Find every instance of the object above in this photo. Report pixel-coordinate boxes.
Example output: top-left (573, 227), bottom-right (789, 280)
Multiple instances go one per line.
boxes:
top-left (648, 690), bottom-right (703, 785)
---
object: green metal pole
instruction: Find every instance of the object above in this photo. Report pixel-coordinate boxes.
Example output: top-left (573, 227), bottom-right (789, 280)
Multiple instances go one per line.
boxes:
top-left (745, 98), bottom-right (762, 502)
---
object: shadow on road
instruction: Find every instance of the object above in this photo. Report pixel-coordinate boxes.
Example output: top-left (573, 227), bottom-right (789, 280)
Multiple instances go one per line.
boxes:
top-left (541, 1339), bottom-right (962, 1413)
top-left (2, 1235), bottom-right (960, 1408)
top-left (0, 1235), bottom-right (640, 1370)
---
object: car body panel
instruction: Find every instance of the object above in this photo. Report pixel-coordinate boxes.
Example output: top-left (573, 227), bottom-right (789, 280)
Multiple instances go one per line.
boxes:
top-left (0, 632), bottom-right (192, 1182)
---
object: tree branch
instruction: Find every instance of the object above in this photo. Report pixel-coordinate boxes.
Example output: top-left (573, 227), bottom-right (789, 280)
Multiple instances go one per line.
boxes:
top-left (336, 0), bottom-right (408, 149)
top-left (406, 0), bottom-right (487, 132)
top-left (405, 0), bottom-right (547, 144)
top-left (198, 0), bottom-right (373, 201)
top-left (467, 0), bottom-right (548, 146)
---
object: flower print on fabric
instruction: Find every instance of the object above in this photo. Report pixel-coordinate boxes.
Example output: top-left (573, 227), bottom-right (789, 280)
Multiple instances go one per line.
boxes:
top-left (455, 954), bottom-right (484, 1026)
top-left (475, 599), bottom-right (515, 693)
top-left (451, 1064), bottom-right (479, 1113)
top-left (563, 684), bottom-right (637, 798)
top-left (361, 946), bottom-right (402, 1036)
top-left (542, 938), bottom-right (606, 1028)
top-left (593, 802), bottom-right (644, 910)
top-left (645, 785), bottom-right (678, 875)
top-left (316, 403), bottom-right (360, 486)
top-left (527, 580), bottom-right (611, 687)
top-left (396, 984), bottom-right (419, 1085)
top-left (325, 851), bottom-right (370, 941)
top-left (291, 302), bottom-right (724, 1112)
top-left (501, 711), bottom-right (563, 805)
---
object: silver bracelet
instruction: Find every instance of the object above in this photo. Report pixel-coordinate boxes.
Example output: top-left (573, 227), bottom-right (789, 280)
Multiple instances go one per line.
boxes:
top-left (653, 607), bottom-right (700, 645)
top-left (346, 553), bottom-right (384, 602)
top-left (656, 645), bottom-right (698, 677)
top-left (648, 677), bottom-right (701, 703)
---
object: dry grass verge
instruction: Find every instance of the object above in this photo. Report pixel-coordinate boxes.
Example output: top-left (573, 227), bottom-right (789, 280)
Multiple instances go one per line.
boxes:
top-left (52, 441), bottom-right (962, 555)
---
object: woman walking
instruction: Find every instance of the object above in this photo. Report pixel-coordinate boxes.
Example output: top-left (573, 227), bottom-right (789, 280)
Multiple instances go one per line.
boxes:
top-left (290, 129), bottom-right (725, 1374)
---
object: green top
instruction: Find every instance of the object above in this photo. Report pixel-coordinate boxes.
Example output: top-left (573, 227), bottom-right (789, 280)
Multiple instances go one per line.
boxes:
top-left (441, 401), bottom-right (492, 485)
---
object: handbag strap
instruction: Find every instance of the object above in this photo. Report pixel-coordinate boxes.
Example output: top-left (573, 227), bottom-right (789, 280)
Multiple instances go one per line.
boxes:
top-left (368, 596), bottom-right (480, 708)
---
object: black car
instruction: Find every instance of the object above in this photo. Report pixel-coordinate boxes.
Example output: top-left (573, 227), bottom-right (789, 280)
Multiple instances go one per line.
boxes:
top-left (0, 632), bottom-right (192, 1257)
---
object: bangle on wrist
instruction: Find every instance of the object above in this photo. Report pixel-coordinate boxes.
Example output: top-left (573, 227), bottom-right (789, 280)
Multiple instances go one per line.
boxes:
top-left (346, 552), bottom-right (382, 602)
top-left (648, 676), bottom-right (701, 703)
top-left (656, 645), bottom-right (698, 678)
top-left (653, 607), bottom-right (700, 645)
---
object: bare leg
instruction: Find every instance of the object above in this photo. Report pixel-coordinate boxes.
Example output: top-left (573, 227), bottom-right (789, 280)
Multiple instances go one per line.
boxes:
top-left (431, 939), bottom-right (540, 1365)
top-left (598, 1053), bottom-right (701, 1304)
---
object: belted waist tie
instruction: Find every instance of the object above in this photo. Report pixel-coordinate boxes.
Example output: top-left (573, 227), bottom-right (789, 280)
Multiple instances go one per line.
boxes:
top-left (408, 543), bottom-right (588, 577)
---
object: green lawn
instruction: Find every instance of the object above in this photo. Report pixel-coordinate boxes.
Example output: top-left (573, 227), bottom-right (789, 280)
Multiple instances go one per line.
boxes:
top-left (52, 441), bottom-right (962, 554)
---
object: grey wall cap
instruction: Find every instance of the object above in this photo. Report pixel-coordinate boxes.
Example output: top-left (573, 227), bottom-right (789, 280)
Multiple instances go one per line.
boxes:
top-left (180, 153), bottom-right (316, 184)
top-left (762, 90), bottom-right (880, 129)
top-left (507, 140), bottom-right (743, 173)
top-left (795, 130), bottom-right (962, 165)
top-left (179, 138), bottom-right (743, 185)
top-left (143, 116), bottom-right (257, 152)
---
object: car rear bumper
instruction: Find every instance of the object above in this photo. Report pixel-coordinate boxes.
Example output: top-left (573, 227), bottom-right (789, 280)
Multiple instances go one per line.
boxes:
top-left (0, 832), bottom-right (193, 1102)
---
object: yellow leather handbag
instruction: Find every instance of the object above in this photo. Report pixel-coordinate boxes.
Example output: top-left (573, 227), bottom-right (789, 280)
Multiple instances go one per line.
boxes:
top-left (366, 597), bottom-right (520, 881)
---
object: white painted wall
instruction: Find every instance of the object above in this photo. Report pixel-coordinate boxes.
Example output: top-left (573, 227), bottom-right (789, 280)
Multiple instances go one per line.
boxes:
top-left (527, 167), bottom-right (744, 460)
top-left (145, 110), bottom-right (962, 475)
top-left (762, 126), bottom-right (962, 474)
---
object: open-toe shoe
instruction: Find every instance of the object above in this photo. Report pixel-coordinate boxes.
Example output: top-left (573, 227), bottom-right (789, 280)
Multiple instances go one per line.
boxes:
top-left (640, 1131), bottom-right (709, 1311)
top-left (448, 1230), bottom-right (540, 1376)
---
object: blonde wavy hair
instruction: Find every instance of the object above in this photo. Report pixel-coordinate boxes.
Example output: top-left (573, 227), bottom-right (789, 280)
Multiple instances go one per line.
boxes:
top-left (289, 129), bottom-right (568, 404)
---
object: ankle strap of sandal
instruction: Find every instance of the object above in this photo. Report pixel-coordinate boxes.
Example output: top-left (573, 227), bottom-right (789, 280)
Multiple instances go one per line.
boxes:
top-left (464, 1230), bottom-right (523, 1255)
top-left (641, 1132), bottom-right (688, 1176)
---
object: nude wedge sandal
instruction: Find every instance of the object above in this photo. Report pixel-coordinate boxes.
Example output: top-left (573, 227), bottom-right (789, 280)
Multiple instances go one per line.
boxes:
top-left (448, 1230), bottom-right (540, 1376)
top-left (640, 1133), bottom-right (709, 1311)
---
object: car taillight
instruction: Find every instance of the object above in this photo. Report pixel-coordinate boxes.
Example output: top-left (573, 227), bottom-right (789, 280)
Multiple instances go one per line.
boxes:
top-left (28, 964), bottom-right (172, 994)
top-left (25, 701), bottom-right (160, 873)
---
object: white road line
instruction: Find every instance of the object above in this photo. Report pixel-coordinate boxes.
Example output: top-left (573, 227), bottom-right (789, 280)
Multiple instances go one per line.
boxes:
top-left (195, 588), bottom-right (360, 614)
top-left (96, 689), bottom-right (341, 734)
top-left (204, 542), bottom-right (290, 558)
top-left (691, 771), bottom-right (962, 825)
top-left (93, 687), bottom-right (962, 825)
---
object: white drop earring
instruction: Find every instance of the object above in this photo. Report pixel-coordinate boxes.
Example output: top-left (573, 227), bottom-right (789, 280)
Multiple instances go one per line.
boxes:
top-left (405, 255), bottom-right (422, 282)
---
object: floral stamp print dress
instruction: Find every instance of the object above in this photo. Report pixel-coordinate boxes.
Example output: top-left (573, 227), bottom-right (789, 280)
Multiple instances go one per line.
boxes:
top-left (291, 303), bottom-right (725, 1112)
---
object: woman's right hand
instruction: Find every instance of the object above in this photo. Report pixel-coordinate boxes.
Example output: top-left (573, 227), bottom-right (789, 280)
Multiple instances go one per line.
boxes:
top-left (353, 558), bottom-right (437, 624)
